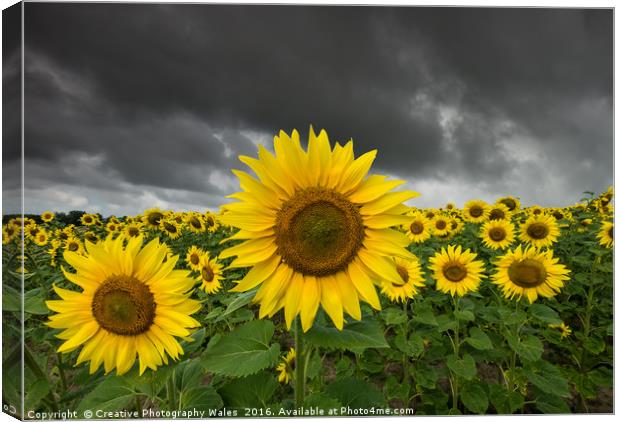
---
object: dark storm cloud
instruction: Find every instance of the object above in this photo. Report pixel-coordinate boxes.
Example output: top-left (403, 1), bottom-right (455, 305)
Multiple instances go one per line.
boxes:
top-left (7, 3), bottom-right (612, 214)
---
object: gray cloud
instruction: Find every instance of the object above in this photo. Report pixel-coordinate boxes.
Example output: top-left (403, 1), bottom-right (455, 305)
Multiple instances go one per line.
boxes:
top-left (3, 4), bottom-right (612, 215)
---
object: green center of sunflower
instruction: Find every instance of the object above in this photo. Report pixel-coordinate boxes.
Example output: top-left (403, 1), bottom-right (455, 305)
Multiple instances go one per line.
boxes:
top-left (469, 206), bottom-right (483, 218)
top-left (489, 209), bottom-right (505, 220)
top-left (396, 264), bottom-right (409, 283)
top-left (147, 212), bottom-right (163, 226)
top-left (92, 275), bottom-right (155, 336)
top-left (500, 198), bottom-right (517, 211)
top-left (275, 187), bottom-right (364, 277)
top-left (526, 223), bottom-right (549, 239)
top-left (163, 222), bottom-right (177, 234)
top-left (202, 265), bottom-right (215, 282)
top-left (435, 220), bottom-right (447, 230)
top-left (508, 259), bottom-right (547, 288)
top-left (410, 221), bottom-right (424, 235)
top-left (189, 217), bottom-right (202, 229)
top-left (443, 262), bottom-right (467, 282)
top-left (489, 227), bottom-right (506, 241)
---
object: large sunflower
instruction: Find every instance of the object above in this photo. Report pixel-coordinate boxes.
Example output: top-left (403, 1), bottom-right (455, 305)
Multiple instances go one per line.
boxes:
top-left (597, 221), bottom-right (613, 248)
top-left (428, 245), bottom-right (485, 297)
top-left (219, 128), bottom-right (418, 331)
top-left (492, 245), bottom-right (570, 303)
top-left (480, 220), bottom-right (515, 250)
top-left (46, 235), bottom-right (201, 375)
top-left (519, 214), bottom-right (559, 248)
top-left (379, 256), bottom-right (425, 303)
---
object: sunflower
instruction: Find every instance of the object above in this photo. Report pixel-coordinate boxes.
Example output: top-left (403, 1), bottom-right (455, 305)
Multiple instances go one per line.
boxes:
top-left (491, 245), bottom-right (570, 303)
top-left (55, 227), bottom-right (72, 242)
top-left (64, 237), bottom-right (84, 255)
top-left (80, 213), bottom-right (98, 226)
top-left (25, 223), bottom-right (40, 240)
top-left (527, 205), bottom-right (544, 216)
top-left (496, 196), bottom-right (521, 212)
top-left (380, 256), bottom-right (425, 303)
top-left (197, 253), bottom-right (223, 294)
top-left (185, 213), bottom-right (206, 234)
top-left (488, 203), bottom-right (511, 221)
top-left (34, 230), bottom-right (50, 246)
top-left (445, 202), bottom-right (456, 211)
top-left (480, 220), bottom-right (515, 250)
top-left (160, 219), bottom-right (181, 240)
top-left (124, 223), bottom-right (143, 238)
top-left (46, 235), bottom-right (201, 375)
top-left (548, 322), bottom-right (572, 339)
top-left (597, 221), bottom-right (613, 248)
top-left (2, 224), bottom-right (17, 244)
top-left (41, 211), bottom-right (55, 223)
top-left (84, 231), bottom-right (99, 243)
top-left (600, 186), bottom-right (614, 206)
top-left (463, 200), bottom-right (489, 223)
top-left (405, 212), bottom-right (432, 243)
top-left (424, 209), bottom-right (438, 221)
top-left (105, 222), bottom-right (121, 234)
top-left (143, 208), bottom-right (166, 229)
top-left (428, 245), bottom-right (485, 297)
top-left (431, 215), bottom-right (451, 237)
top-left (276, 348), bottom-right (296, 384)
top-left (204, 212), bottom-right (219, 233)
top-left (219, 128), bottom-right (418, 331)
top-left (185, 245), bottom-right (204, 271)
top-left (519, 214), bottom-right (560, 248)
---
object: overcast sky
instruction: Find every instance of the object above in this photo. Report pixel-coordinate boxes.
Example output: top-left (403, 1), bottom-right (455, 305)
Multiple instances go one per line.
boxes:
top-left (2, 4), bottom-right (613, 216)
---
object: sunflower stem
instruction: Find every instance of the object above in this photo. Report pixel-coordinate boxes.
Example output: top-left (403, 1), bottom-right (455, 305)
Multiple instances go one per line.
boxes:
top-left (57, 352), bottom-right (68, 392)
top-left (294, 317), bottom-right (306, 408)
top-left (451, 296), bottom-right (460, 412)
top-left (167, 373), bottom-right (177, 410)
top-left (401, 300), bottom-right (410, 405)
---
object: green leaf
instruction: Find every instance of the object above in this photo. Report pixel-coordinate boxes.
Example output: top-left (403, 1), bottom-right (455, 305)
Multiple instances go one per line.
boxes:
top-left (583, 337), bottom-right (606, 355)
top-left (412, 308), bottom-right (438, 326)
top-left (218, 372), bottom-right (278, 408)
top-left (304, 393), bottom-right (342, 410)
top-left (216, 289), bottom-right (257, 322)
top-left (324, 377), bottom-right (386, 408)
top-left (507, 334), bottom-right (543, 362)
top-left (76, 377), bottom-right (136, 413)
top-left (181, 328), bottom-right (207, 355)
top-left (394, 333), bottom-right (424, 357)
top-left (465, 327), bottom-right (492, 350)
top-left (446, 354), bottom-right (476, 380)
top-left (460, 383), bottom-right (488, 414)
top-left (179, 387), bottom-right (223, 412)
top-left (414, 364), bottom-right (438, 390)
top-left (529, 304), bottom-right (562, 325)
top-left (2, 285), bottom-right (21, 312)
top-left (454, 309), bottom-right (475, 322)
top-left (523, 361), bottom-right (570, 398)
top-left (535, 393), bottom-right (570, 414)
top-left (489, 384), bottom-right (523, 414)
top-left (381, 307), bottom-right (407, 325)
top-left (202, 320), bottom-right (280, 377)
top-left (305, 319), bottom-right (388, 351)
top-left (25, 378), bottom-right (51, 411)
top-left (24, 288), bottom-right (49, 315)
top-left (588, 367), bottom-right (612, 388)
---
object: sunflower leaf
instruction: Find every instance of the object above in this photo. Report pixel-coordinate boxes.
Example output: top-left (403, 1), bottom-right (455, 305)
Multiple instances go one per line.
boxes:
top-left (528, 304), bottom-right (562, 325)
top-left (201, 320), bottom-right (280, 377)
top-left (304, 319), bottom-right (389, 351)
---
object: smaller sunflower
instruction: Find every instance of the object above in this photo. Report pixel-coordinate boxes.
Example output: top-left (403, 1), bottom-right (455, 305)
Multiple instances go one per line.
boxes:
top-left (204, 212), bottom-right (219, 232)
top-left (34, 230), bottom-right (50, 246)
top-left (41, 211), bottom-right (55, 223)
top-left (198, 253), bottom-right (223, 294)
top-left (492, 245), bottom-right (569, 303)
top-left (55, 227), bottom-right (72, 242)
top-left (80, 213), bottom-right (98, 226)
top-left (405, 212), bottom-right (432, 243)
top-left (25, 224), bottom-right (40, 240)
top-left (2, 224), bottom-right (17, 244)
top-left (84, 231), bottom-right (99, 243)
top-left (480, 220), bottom-right (515, 250)
top-left (185, 213), bottom-right (206, 234)
top-left (185, 245), bottom-right (204, 271)
top-left (445, 202), bottom-right (456, 211)
top-left (380, 256), bottom-right (425, 303)
top-left (431, 215), bottom-right (451, 237)
top-left (159, 219), bottom-right (181, 239)
top-left (597, 221), bottom-right (613, 248)
top-left (64, 236), bottom-right (84, 254)
top-left (429, 245), bottom-right (485, 297)
top-left (496, 196), bottom-right (521, 212)
top-left (527, 205), bottom-right (544, 216)
top-left (105, 222), bottom-right (121, 234)
top-left (519, 214), bottom-right (560, 248)
top-left (276, 348), bottom-right (296, 384)
top-left (424, 209), bottom-right (439, 221)
top-left (488, 203), bottom-right (511, 221)
top-left (548, 322), bottom-right (572, 339)
top-left (124, 223), bottom-right (143, 238)
top-left (463, 200), bottom-right (489, 223)
top-left (143, 208), bottom-right (166, 229)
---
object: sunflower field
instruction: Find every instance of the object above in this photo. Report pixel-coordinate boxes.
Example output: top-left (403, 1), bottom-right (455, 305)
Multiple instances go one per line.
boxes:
top-left (2, 129), bottom-right (614, 418)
